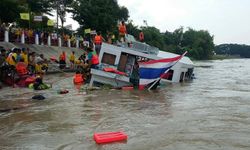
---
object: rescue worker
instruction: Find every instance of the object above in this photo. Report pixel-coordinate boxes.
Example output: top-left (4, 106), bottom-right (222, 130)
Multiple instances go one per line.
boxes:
top-left (139, 31), bottom-right (144, 42)
top-left (94, 32), bottom-right (103, 55)
top-left (86, 47), bottom-right (99, 69)
top-left (16, 58), bottom-right (28, 76)
top-left (119, 21), bottom-right (127, 42)
top-left (59, 51), bottom-right (66, 69)
top-left (7, 48), bottom-right (18, 66)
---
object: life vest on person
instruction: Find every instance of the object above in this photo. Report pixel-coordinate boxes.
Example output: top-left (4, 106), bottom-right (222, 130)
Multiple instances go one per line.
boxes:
top-left (139, 32), bottom-right (144, 41)
top-left (73, 74), bottom-right (84, 84)
top-left (91, 53), bottom-right (99, 65)
top-left (16, 62), bottom-right (28, 75)
top-left (35, 64), bottom-right (42, 73)
top-left (59, 53), bottom-right (66, 61)
top-left (7, 53), bottom-right (16, 66)
top-left (21, 53), bottom-right (28, 65)
top-left (119, 24), bottom-right (126, 35)
top-left (94, 35), bottom-right (102, 45)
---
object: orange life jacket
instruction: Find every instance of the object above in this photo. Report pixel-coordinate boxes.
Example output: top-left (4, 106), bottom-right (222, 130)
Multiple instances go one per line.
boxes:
top-left (91, 54), bottom-right (99, 65)
top-left (59, 53), bottom-right (66, 61)
top-left (73, 74), bottom-right (84, 84)
top-left (119, 24), bottom-right (126, 35)
top-left (16, 62), bottom-right (28, 75)
top-left (94, 35), bottom-right (102, 45)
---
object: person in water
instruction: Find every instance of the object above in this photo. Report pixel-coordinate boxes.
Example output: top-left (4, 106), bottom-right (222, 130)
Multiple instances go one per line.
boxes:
top-left (73, 70), bottom-right (84, 84)
top-left (33, 76), bottom-right (50, 90)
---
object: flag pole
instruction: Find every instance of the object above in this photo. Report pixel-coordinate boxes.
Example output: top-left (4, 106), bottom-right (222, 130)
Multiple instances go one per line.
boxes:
top-left (147, 51), bottom-right (187, 90)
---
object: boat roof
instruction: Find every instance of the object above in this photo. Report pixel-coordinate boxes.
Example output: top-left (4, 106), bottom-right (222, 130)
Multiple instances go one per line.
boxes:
top-left (157, 51), bottom-right (194, 65)
top-left (102, 41), bottom-right (193, 66)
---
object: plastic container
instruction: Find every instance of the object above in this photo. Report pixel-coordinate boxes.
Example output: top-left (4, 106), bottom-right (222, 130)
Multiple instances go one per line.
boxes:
top-left (93, 131), bottom-right (127, 144)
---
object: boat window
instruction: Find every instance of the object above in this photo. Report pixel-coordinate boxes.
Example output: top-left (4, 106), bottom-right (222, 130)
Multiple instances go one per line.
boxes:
top-left (117, 53), bottom-right (136, 76)
top-left (161, 69), bottom-right (174, 81)
top-left (101, 53), bottom-right (116, 65)
top-left (118, 53), bottom-right (128, 72)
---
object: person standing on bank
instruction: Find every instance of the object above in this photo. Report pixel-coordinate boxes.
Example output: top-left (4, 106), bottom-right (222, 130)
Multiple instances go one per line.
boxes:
top-left (59, 51), bottom-right (66, 69)
top-left (94, 32), bottom-right (103, 55)
top-left (118, 21), bottom-right (127, 42)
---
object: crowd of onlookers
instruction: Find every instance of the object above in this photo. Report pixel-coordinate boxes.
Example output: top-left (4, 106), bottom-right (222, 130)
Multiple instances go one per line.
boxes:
top-left (0, 23), bottom-right (85, 47)
top-left (0, 46), bottom-right (50, 87)
top-left (0, 20), bottom-right (136, 88)
top-left (0, 44), bottom-right (100, 88)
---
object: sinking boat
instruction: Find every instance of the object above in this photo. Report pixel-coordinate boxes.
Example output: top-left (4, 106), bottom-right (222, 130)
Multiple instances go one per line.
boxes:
top-left (89, 35), bottom-right (194, 88)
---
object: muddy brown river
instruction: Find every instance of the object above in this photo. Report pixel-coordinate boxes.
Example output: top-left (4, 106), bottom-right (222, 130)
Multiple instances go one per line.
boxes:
top-left (0, 59), bottom-right (250, 150)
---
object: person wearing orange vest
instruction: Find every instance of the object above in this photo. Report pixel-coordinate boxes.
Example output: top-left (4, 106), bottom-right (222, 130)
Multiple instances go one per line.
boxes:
top-left (59, 51), bottom-right (66, 69)
top-left (94, 32), bottom-right (103, 55)
top-left (73, 71), bottom-right (84, 84)
top-left (119, 21), bottom-right (127, 42)
top-left (139, 31), bottom-right (144, 42)
top-left (16, 58), bottom-right (28, 76)
top-left (87, 47), bottom-right (99, 69)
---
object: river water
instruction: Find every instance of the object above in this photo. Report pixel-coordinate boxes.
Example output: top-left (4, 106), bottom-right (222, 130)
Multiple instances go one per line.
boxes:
top-left (0, 59), bottom-right (250, 150)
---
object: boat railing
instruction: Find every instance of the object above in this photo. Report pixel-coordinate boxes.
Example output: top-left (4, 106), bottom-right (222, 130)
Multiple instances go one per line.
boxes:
top-left (118, 40), bottom-right (159, 55)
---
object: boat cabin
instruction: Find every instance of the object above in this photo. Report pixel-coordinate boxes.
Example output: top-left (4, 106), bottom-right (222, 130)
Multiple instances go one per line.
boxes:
top-left (89, 36), bottom-right (194, 88)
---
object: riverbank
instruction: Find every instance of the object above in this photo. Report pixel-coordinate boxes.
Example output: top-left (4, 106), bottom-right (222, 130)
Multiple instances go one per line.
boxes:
top-left (211, 54), bottom-right (241, 60)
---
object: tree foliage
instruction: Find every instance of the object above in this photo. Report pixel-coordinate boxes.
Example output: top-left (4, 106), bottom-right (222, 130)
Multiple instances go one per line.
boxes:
top-left (128, 23), bottom-right (215, 60)
top-left (25, 0), bottom-right (53, 15)
top-left (0, 0), bottom-right (215, 60)
top-left (71, 0), bottom-right (129, 34)
top-left (215, 44), bottom-right (250, 58)
top-left (0, 0), bottom-right (22, 23)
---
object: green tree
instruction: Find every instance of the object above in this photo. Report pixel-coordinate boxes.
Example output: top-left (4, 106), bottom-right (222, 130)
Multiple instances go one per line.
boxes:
top-left (215, 44), bottom-right (250, 58)
top-left (141, 26), bottom-right (165, 50)
top-left (71, 0), bottom-right (129, 35)
top-left (0, 0), bottom-right (22, 23)
top-left (126, 20), bottom-right (140, 40)
top-left (52, 0), bottom-right (73, 29)
top-left (181, 28), bottom-right (214, 59)
top-left (25, 0), bottom-right (53, 15)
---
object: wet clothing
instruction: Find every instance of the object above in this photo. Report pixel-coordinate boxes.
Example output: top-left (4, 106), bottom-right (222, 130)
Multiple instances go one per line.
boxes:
top-left (33, 77), bottom-right (50, 90)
